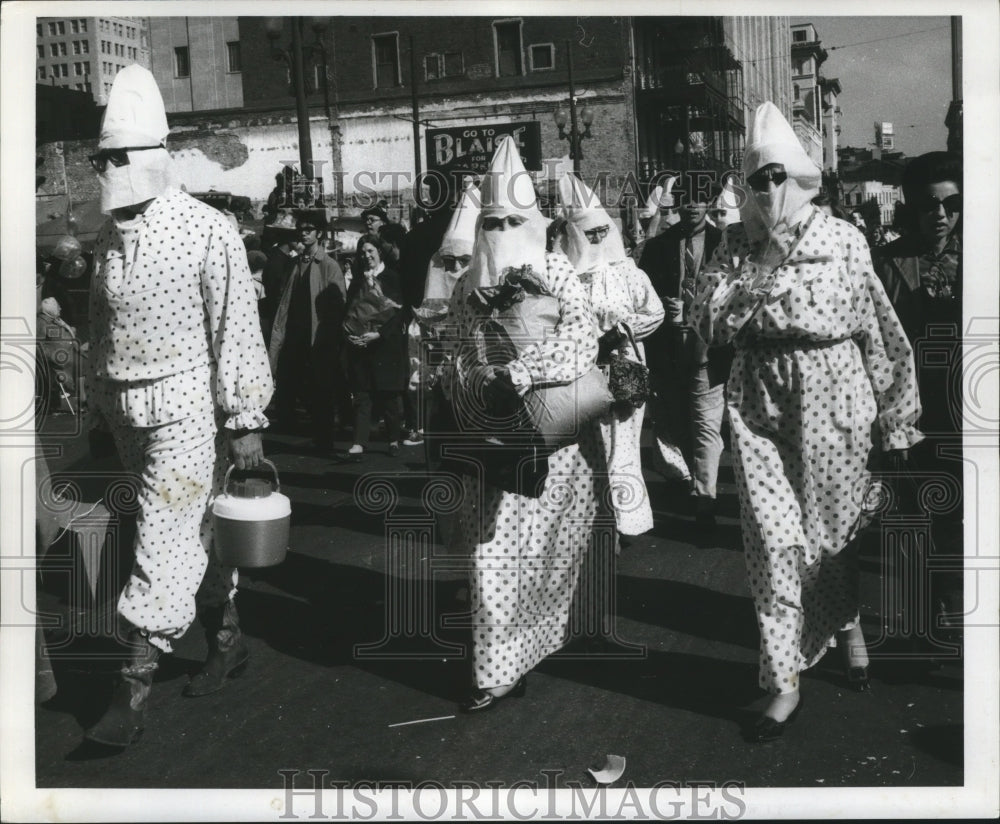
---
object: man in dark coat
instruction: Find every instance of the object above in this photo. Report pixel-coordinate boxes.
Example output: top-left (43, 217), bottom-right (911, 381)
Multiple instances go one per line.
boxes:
top-left (638, 180), bottom-right (730, 523)
top-left (268, 209), bottom-right (351, 451)
top-left (874, 151), bottom-right (963, 648)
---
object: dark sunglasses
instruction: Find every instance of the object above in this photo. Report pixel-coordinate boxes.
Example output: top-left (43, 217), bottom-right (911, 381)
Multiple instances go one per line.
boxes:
top-left (914, 194), bottom-right (962, 215)
top-left (88, 144), bottom-right (165, 173)
top-left (747, 169), bottom-right (788, 192)
top-left (482, 215), bottom-right (527, 231)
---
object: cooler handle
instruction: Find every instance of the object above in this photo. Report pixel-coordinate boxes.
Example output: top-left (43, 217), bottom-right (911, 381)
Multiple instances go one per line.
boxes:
top-left (223, 459), bottom-right (281, 495)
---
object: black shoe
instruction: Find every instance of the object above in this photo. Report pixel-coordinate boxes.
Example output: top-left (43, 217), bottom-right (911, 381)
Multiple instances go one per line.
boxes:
top-left (751, 696), bottom-right (804, 743)
top-left (838, 630), bottom-right (871, 692)
top-left (459, 677), bottom-right (527, 713)
top-left (846, 666), bottom-right (871, 692)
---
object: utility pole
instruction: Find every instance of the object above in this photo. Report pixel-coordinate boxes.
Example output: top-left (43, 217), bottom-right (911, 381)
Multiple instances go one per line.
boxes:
top-left (410, 35), bottom-right (421, 181)
top-left (567, 39), bottom-right (580, 175)
top-left (291, 18), bottom-right (313, 179)
top-left (946, 17), bottom-right (962, 155)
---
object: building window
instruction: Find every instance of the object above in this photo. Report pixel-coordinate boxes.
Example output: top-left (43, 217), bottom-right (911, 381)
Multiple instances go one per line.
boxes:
top-left (60, 42), bottom-right (67, 56)
top-left (37, 23), bottom-right (42, 36)
top-left (57, 21), bottom-right (65, 35)
top-left (75, 62), bottom-right (83, 76)
top-left (529, 43), bottom-right (554, 71)
top-left (71, 20), bottom-right (79, 33)
top-left (84, 62), bottom-right (90, 75)
top-left (38, 66), bottom-right (46, 80)
top-left (226, 41), bottom-right (241, 72)
top-left (81, 19), bottom-right (87, 32)
top-left (48, 22), bottom-right (57, 36)
top-left (73, 41), bottom-right (81, 54)
top-left (493, 20), bottom-right (523, 77)
top-left (174, 46), bottom-right (190, 78)
top-left (82, 40), bottom-right (89, 53)
top-left (423, 52), bottom-right (463, 81)
top-left (424, 53), bottom-right (441, 81)
top-left (793, 29), bottom-right (807, 42)
top-left (37, 45), bottom-right (44, 59)
top-left (372, 33), bottom-right (400, 88)
top-left (50, 43), bottom-right (58, 57)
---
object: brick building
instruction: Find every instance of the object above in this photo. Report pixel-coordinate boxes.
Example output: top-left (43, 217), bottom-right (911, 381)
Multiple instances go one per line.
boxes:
top-left (148, 18), bottom-right (243, 112)
top-left (36, 16), bottom-right (150, 105)
top-left (790, 23), bottom-right (826, 169)
top-left (37, 15), bottom-right (797, 216)
top-left (237, 15), bottom-right (638, 206)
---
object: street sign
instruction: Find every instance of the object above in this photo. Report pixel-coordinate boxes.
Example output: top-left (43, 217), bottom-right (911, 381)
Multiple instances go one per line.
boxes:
top-left (426, 122), bottom-right (542, 177)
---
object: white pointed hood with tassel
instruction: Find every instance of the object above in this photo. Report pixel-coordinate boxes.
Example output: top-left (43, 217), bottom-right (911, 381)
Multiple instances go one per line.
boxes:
top-left (558, 173), bottom-right (627, 274)
top-left (97, 65), bottom-right (174, 213)
top-left (740, 101), bottom-right (821, 242)
top-left (465, 135), bottom-right (548, 290)
top-left (422, 183), bottom-right (482, 303)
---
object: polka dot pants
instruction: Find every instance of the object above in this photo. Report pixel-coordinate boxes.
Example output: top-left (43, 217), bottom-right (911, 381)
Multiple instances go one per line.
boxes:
top-left (110, 412), bottom-right (236, 653)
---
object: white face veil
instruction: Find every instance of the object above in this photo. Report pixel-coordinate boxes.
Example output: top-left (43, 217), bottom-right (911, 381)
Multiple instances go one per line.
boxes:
top-left (465, 136), bottom-right (548, 291)
top-left (557, 173), bottom-right (627, 274)
top-left (96, 65), bottom-right (174, 213)
top-left (423, 184), bottom-right (481, 302)
top-left (740, 102), bottom-right (821, 242)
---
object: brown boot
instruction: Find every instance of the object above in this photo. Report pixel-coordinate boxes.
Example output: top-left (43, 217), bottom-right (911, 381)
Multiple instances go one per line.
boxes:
top-left (84, 630), bottom-right (159, 747)
top-left (182, 600), bottom-right (249, 697)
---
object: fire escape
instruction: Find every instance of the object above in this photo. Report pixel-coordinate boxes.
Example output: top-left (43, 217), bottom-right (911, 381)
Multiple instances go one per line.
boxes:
top-left (633, 17), bottom-right (745, 182)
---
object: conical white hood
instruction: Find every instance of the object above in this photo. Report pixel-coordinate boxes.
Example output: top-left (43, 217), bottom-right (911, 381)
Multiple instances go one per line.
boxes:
top-left (479, 135), bottom-right (541, 219)
top-left (99, 65), bottom-right (169, 149)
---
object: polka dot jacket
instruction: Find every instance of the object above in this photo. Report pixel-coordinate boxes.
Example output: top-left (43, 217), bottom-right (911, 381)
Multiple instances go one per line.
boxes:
top-left (88, 190), bottom-right (274, 430)
top-left (691, 208), bottom-right (923, 453)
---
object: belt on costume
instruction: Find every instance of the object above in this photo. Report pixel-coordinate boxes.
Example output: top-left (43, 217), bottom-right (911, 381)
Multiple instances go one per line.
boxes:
top-left (738, 335), bottom-right (853, 351)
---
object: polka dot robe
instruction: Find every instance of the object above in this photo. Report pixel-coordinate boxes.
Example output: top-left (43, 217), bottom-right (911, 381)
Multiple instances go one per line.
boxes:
top-left (578, 258), bottom-right (664, 536)
top-left (88, 190), bottom-right (274, 651)
top-left (448, 252), bottom-right (614, 690)
top-left (691, 208), bottom-right (923, 694)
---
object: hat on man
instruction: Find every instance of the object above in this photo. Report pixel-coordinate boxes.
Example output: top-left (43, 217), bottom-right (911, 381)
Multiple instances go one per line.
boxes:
top-left (361, 206), bottom-right (390, 223)
top-left (292, 207), bottom-right (330, 230)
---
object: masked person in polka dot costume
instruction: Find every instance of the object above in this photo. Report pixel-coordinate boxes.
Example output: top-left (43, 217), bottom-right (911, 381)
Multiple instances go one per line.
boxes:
top-left (691, 103), bottom-right (922, 742)
top-left (446, 137), bottom-right (613, 712)
top-left (83, 67), bottom-right (274, 748)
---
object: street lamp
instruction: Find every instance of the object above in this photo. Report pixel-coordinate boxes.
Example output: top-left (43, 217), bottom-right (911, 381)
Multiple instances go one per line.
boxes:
top-left (264, 17), bottom-right (333, 183)
top-left (553, 40), bottom-right (594, 174)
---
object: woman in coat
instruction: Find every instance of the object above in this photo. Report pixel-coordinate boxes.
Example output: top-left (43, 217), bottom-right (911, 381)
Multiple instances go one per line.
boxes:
top-left (344, 234), bottom-right (409, 457)
top-left (691, 103), bottom-right (922, 742)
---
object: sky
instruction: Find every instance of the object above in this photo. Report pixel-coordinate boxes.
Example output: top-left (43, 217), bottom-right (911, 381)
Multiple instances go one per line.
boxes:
top-left (789, 15), bottom-right (953, 157)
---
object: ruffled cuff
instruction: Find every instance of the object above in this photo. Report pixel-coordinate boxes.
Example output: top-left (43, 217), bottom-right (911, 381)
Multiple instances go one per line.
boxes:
top-left (224, 407), bottom-right (270, 432)
top-left (882, 424), bottom-right (924, 453)
top-left (506, 360), bottom-right (532, 397)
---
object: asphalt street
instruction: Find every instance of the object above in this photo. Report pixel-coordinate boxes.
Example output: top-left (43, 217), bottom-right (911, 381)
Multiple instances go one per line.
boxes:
top-left (32, 412), bottom-right (963, 791)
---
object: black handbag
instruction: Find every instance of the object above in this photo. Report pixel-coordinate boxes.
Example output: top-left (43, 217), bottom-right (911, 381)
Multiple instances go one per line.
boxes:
top-left (607, 326), bottom-right (650, 408)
